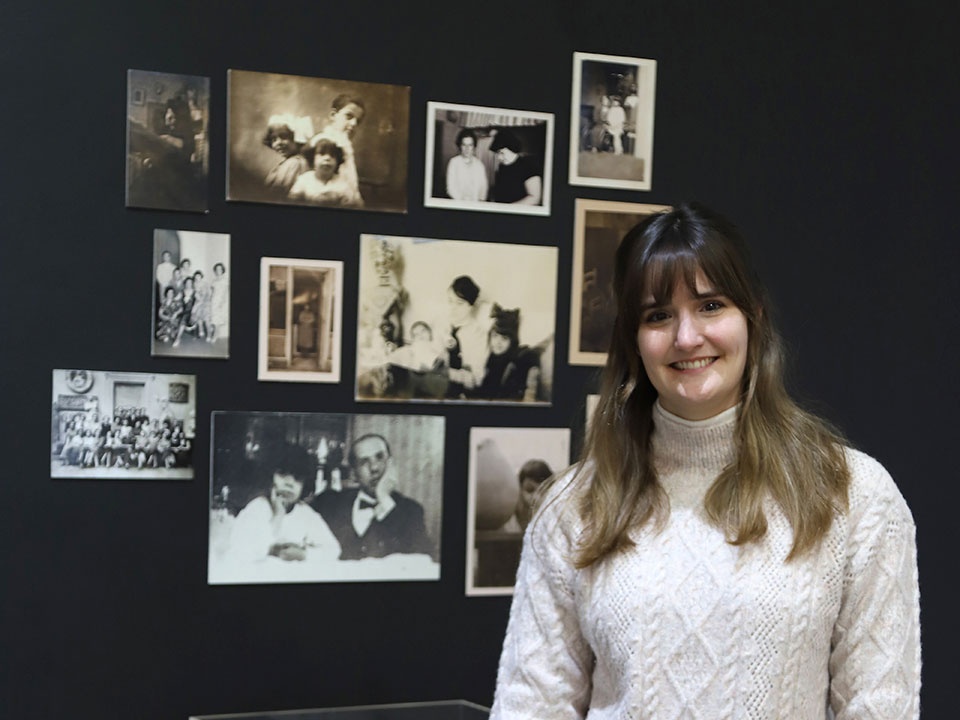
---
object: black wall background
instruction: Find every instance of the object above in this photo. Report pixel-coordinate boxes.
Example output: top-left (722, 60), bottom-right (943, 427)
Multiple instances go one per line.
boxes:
top-left (1, 1), bottom-right (956, 717)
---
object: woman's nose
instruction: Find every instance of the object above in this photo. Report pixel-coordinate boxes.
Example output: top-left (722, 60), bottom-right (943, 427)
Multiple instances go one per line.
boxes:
top-left (674, 313), bottom-right (704, 349)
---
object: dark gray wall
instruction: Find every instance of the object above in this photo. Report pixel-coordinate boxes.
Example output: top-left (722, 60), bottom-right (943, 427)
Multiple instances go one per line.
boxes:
top-left (1, 1), bottom-right (955, 717)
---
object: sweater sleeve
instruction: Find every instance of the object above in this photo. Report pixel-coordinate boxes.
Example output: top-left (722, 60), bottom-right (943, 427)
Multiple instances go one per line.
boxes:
top-left (829, 454), bottom-right (921, 720)
top-left (490, 494), bottom-right (594, 719)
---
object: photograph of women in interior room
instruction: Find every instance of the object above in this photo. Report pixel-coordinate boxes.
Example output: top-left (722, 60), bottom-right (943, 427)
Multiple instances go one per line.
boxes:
top-left (569, 51), bottom-right (657, 191)
top-left (490, 203), bottom-right (920, 719)
top-left (424, 101), bottom-right (553, 216)
top-left (226, 69), bottom-right (410, 213)
top-left (51, 369), bottom-right (197, 480)
top-left (125, 69), bottom-right (209, 212)
top-left (466, 426), bottom-right (570, 596)
top-left (354, 234), bottom-right (557, 405)
top-left (151, 229), bottom-right (230, 359)
top-left (258, 257), bottom-right (343, 383)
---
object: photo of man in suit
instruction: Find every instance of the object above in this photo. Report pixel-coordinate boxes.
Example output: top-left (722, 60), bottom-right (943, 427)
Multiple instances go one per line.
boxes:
top-left (310, 433), bottom-right (432, 560)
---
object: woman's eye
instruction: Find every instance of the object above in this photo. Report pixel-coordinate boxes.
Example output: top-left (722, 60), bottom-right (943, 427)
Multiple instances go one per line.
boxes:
top-left (644, 310), bottom-right (669, 323)
top-left (702, 300), bottom-right (725, 312)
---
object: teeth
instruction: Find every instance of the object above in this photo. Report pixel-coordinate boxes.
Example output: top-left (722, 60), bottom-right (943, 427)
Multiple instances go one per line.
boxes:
top-left (672, 358), bottom-right (714, 370)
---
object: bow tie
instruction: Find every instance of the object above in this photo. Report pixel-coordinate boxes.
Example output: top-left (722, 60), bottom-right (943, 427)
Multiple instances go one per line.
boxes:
top-left (358, 498), bottom-right (378, 510)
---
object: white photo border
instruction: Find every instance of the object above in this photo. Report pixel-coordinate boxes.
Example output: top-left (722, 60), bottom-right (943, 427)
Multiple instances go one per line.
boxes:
top-left (568, 51), bottom-right (657, 191)
top-left (424, 101), bottom-right (554, 217)
top-left (465, 426), bottom-right (571, 596)
top-left (258, 257), bottom-right (344, 383)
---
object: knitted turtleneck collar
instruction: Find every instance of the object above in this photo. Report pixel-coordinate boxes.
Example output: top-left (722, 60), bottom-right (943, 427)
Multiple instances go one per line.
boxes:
top-left (651, 400), bottom-right (738, 477)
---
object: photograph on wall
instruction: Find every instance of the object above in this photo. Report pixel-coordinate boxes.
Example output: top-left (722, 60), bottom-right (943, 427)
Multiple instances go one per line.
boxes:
top-left (209, 411), bottom-right (445, 584)
top-left (569, 52), bottom-right (657, 191)
top-left (126, 69), bottom-right (209, 212)
top-left (424, 101), bottom-right (554, 216)
top-left (152, 229), bottom-right (230, 359)
top-left (226, 69), bottom-right (410, 213)
top-left (571, 199), bottom-right (670, 365)
top-left (355, 234), bottom-right (558, 405)
top-left (258, 257), bottom-right (343, 383)
top-left (466, 426), bottom-right (570, 596)
top-left (51, 369), bottom-right (196, 479)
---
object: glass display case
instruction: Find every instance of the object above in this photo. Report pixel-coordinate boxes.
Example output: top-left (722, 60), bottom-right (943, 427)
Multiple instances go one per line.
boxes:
top-left (190, 699), bottom-right (490, 720)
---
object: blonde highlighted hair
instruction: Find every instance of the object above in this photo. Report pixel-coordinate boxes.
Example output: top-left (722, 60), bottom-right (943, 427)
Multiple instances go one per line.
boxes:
top-left (569, 202), bottom-right (850, 567)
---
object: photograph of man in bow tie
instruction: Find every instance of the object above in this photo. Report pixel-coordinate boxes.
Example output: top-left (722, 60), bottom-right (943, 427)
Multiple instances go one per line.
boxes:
top-left (311, 433), bottom-right (433, 560)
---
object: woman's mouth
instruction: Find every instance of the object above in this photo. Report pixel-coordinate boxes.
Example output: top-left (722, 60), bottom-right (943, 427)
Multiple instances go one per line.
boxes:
top-left (670, 357), bottom-right (716, 370)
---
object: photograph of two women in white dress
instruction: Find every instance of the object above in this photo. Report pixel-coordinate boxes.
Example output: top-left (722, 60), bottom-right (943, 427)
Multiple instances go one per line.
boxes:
top-left (354, 234), bottom-right (558, 405)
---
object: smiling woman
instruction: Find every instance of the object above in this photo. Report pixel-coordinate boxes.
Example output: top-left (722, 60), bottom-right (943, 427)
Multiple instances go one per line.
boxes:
top-left (490, 203), bottom-right (921, 719)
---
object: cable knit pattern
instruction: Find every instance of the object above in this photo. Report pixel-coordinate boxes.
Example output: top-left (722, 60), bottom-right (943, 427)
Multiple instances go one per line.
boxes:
top-left (490, 403), bottom-right (920, 719)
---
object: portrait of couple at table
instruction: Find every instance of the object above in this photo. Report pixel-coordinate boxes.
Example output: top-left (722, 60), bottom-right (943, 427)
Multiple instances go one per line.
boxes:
top-left (208, 412), bottom-right (443, 584)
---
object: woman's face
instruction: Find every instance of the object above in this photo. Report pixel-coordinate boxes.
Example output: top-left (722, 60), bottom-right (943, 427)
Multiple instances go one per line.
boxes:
top-left (272, 472), bottom-right (304, 507)
top-left (636, 269), bottom-right (748, 421)
top-left (329, 102), bottom-right (364, 138)
top-left (184, 277), bottom-right (194, 290)
top-left (163, 107), bottom-right (176, 129)
top-left (214, 265), bottom-right (224, 277)
top-left (489, 330), bottom-right (511, 356)
top-left (459, 136), bottom-right (476, 158)
top-left (447, 287), bottom-right (473, 325)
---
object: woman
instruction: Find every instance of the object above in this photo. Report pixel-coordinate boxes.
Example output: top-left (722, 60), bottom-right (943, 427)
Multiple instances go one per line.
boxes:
top-left (442, 275), bottom-right (493, 398)
top-left (209, 262), bottom-right (228, 342)
top-left (489, 128), bottom-right (542, 205)
top-left (445, 128), bottom-right (488, 202)
top-left (491, 203), bottom-right (920, 718)
top-left (228, 443), bottom-right (340, 563)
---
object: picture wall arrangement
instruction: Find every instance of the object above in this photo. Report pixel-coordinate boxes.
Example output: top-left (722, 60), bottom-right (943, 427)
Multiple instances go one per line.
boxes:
top-left (53, 52), bottom-right (658, 595)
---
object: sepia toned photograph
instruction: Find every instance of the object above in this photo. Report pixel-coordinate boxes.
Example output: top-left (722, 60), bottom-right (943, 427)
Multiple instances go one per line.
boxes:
top-left (226, 69), bottom-right (410, 213)
top-left (355, 234), bottom-right (558, 405)
top-left (209, 411), bottom-right (445, 584)
top-left (51, 369), bottom-right (197, 480)
top-left (424, 101), bottom-right (554, 216)
top-left (258, 257), bottom-right (343, 383)
top-left (569, 52), bottom-right (657, 191)
top-left (152, 229), bottom-right (230, 359)
top-left (571, 199), bottom-right (670, 365)
top-left (466, 426), bottom-right (570, 596)
top-left (126, 69), bottom-right (210, 212)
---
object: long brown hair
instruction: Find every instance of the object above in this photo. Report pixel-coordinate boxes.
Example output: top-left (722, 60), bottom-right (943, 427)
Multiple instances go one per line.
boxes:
top-left (570, 202), bottom-right (850, 567)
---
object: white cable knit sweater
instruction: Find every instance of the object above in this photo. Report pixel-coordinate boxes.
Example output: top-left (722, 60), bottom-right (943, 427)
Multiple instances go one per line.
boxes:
top-left (491, 403), bottom-right (920, 719)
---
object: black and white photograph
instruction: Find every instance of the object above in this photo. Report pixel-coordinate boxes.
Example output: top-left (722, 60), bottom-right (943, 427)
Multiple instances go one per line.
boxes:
top-left (208, 411), bottom-right (444, 584)
top-left (571, 199), bottom-right (670, 365)
top-left (126, 69), bottom-right (209, 212)
top-left (258, 257), bottom-right (343, 383)
top-left (466, 426), bottom-right (570, 596)
top-left (226, 69), bottom-right (410, 213)
top-left (424, 101), bottom-right (554, 216)
top-left (569, 52), bottom-right (657, 191)
top-left (355, 234), bottom-right (558, 405)
top-left (152, 229), bottom-right (230, 359)
top-left (51, 369), bottom-right (197, 480)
